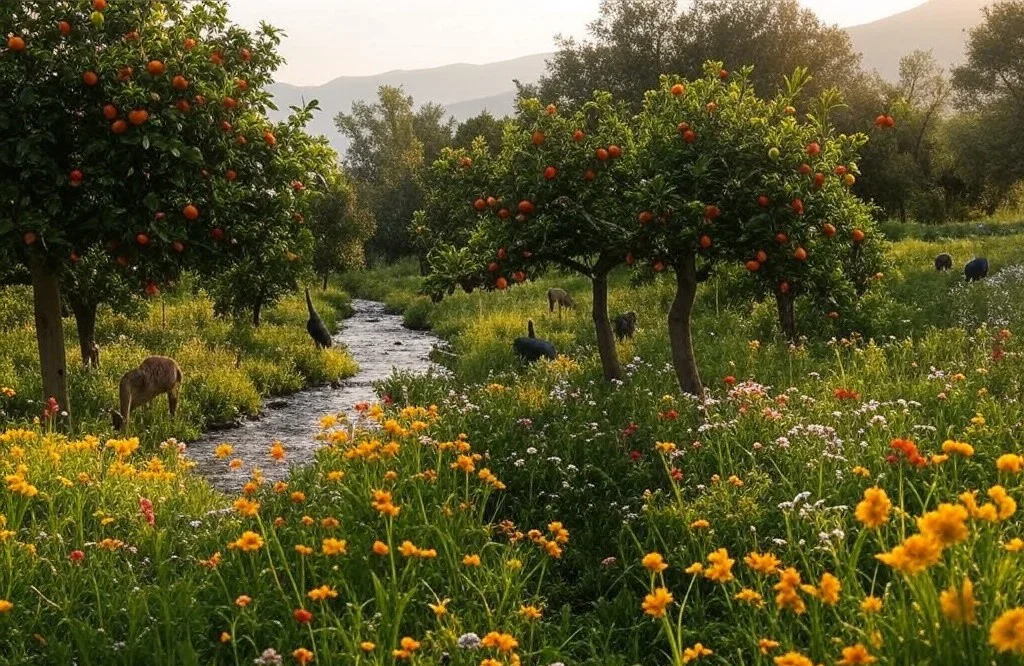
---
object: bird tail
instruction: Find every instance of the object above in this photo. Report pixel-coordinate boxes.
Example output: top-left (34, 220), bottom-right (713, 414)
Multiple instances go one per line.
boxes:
top-left (305, 288), bottom-right (315, 316)
top-left (528, 320), bottom-right (535, 338)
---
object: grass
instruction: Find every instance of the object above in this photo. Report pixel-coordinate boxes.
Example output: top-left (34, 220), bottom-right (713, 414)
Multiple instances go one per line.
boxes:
top-left (4, 225), bottom-right (1024, 664)
top-left (0, 280), bottom-right (358, 446)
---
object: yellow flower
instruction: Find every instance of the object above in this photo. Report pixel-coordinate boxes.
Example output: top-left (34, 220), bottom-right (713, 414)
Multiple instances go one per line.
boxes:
top-left (734, 588), bottom-right (764, 606)
top-left (970, 413), bottom-right (986, 427)
top-left (451, 455), bottom-right (475, 473)
top-left (989, 485), bottom-right (1017, 521)
top-left (642, 552), bottom-right (668, 573)
top-left (232, 498), bottom-right (260, 517)
top-left (399, 541), bottom-right (419, 558)
top-left (917, 503), bottom-right (969, 547)
top-left (860, 596), bottom-right (883, 613)
top-left (655, 441), bottom-right (677, 454)
top-left (327, 470), bottom-right (345, 482)
top-left (689, 519), bottom-right (710, 529)
top-left (745, 552), bottom-right (780, 575)
top-left (642, 586), bottom-right (674, 618)
top-left (774, 568), bottom-right (806, 615)
top-left (462, 553), bottom-right (481, 567)
top-left (228, 531), bottom-right (264, 552)
top-left (1005, 538), bottom-right (1024, 552)
top-left (219, 632), bottom-right (232, 644)
top-left (359, 642), bottom-right (375, 652)
top-left (758, 638), bottom-right (780, 654)
top-left (851, 465), bottom-right (870, 478)
top-left (773, 652), bottom-right (813, 666)
top-left (684, 562), bottom-right (703, 575)
top-left (295, 544), bottom-right (313, 556)
top-left (997, 454), bottom-right (1024, 474)
top-left (307, 585), bottom-right (338, 602)
top-left (0, 600), bottom-right (12, 613)
top-left (519, 604), bottom-right (543, 620)
top-left (214, 443), bottom-right (234, 459)
top-left (372, 540), bottom-right (390, 555)
top-left (990, 608), bottom-right (1024, 654)
top-left (837, 644), bottom-right (875, 665)
top-left (940, 577), bottom-right (977, 625)
top-left (292, 648), bottom-right (314, 665)
top-left (228, 458), bottom-right (243, 469)
top-left (681, 643), bottom-right (713, 663)
top-left (818, 572), bottom-right (841, 606)
top-left (480, 632), bottom-right (518, 652)
top-left (704, 548), bottom-right (734, 583)
top-left (941, 440), bottom-right (974, 457)
top-left (427, 599), bottom-right (449, 616)
top-left (876, 534), bottom-right (942, 575)
top-left (269, 441), bottom-right (286, 461)
top-left (728, 475), bottom-right (744, 487)
top-left (321, 538), bottom-right (347, 556)
top-left (400, 636), bottom-right (421, 652)
top-left (855, 487), bottom-right (891, 529)
top-left (319, 414), bottom-right (339, 429)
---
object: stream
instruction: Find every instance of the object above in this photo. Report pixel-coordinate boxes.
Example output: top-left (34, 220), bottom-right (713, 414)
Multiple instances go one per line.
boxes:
top-left (189, 299), bottom-right (440, 491)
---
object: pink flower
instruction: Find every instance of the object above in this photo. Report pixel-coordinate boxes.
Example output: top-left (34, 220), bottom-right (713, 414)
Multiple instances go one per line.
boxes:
top-left (382, 394), bottom-right (394, 405)
top-left (629, 450), bottom-right (642, 462)
top-left (139, 497), bottom-right (155, 526)
top-left (69, 550), bottom-right (85, 563)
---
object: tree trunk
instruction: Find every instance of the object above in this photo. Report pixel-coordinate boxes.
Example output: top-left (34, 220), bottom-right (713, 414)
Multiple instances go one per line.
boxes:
top-left (668, 255), bottom-right (702, 396)
top-left (591, 269), bottom-right (621, 381)
top-left (68, 296), bottom-right (98, 368)
top-left (322, 273), bottom-right (329, 291)
top-left (252, 301), bottom-right (262, 327)
top-left (775, 290), bottom-right (797, 342)
top-left (29, 256), bottom-right (70, 412)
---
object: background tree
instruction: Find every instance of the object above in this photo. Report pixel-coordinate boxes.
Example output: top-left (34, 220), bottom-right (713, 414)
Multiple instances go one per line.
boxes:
top-left (308, 172), bottom-right (375, 291)
top-left (63, 247), bottom-right (143, 367)
top-left (0, 0), bottom-right (292, 411)
top-left (453, 111), bottom-right (507, 153)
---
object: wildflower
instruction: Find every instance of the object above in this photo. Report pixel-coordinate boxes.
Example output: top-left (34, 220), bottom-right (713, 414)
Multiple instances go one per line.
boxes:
top-left (507, 558), bottom-right (523, 570)
top-left (655, 441), bottom-right (677, 454)
top-left (851, 466), bottom-right (870, 478)
top-left (199, 552), bottom-right (222, 569)
top-left (255, 648), bottom-right (283, 666)
top-left (773, 652), bottom-right (813, 666)
top-left (758, 638), bottom-right (780, 654)
top-left (837, 644), bottom-right (875, 665)
top-left (229, 531), bottom-right (264, 552)
top-left (327, 470), bottom-right (344, 482)
top-left (860, 596), bottom-right (883, 613)
top-left (105, 437), bottom-right (140, 458)
top-left (229, 458), bottom-right (244, 470)
top-left (889, 438), bottom-right (927, 468)
top-left (642, 587), bottom-right (674, 618)
top-left (990, 608), bottom-right (1024, 654)
top-left (428, 599), bottom-right (449, 616)
top-left (359, 642), bottom-right (375, 652)
top-left (818, 572), bottom-right (841, 605)
top-left (215, 443), bottom-right (233, 458)
top-left (463, 553), bottom-right (481, 567)
top-left (321, 538), bottom-right (347, 556)
top-left (690, 519), bottom-right (710, 530)
top-left (941, 440), bottom-right (974, 457)
top-left (855, 487), bottom-right (891, 529)
top-left (457, 633), bottom-right (481, 649)
top-left (997, 454), bottom-right (1024, 473)
top-left (745, 552), bottom-right (780, 575)
top-left (940, 577), bottom-right (978, 625)
top-left (735, 588), bottom-right (764, 606)
top-left (642, 552), bottom-right (668, 573)
top-left (1005, 538), bottom-right (1024, 552)
top-left (372, 540), bottom-right (389, 555)
top-left (917, 503), bottom-right (969, 546)
top-left (290, 491), bottom-right (306, 503)
top-left (704, 548), bottom-right (734, 583)
top-left (685, 562), bottom-right (704, 575)
top-left (451, 455), bottom-right (475, 473)
top-left (399, 541), bottom-right (419, 557)
top-left (774, 568), bottom-right (807, 615)
top-left (728, 475), bottom-right (744, 487)
top-left (681, 643), bottom-right (713, 663)
top-left (480, 632), bottom-right (517, 652)
top-left (876, 534), bottom-right (942, 575)
top-left (519, 605), bottom-right (543, 620)
top-left (292, 648), bottom-right (314, 665)
top-left (307, 586), bottom-right (338, 602)
top-left (294, 544), bottom-right (313, 556)
top-left (989, 485), bottom-right (1017, 520)
top-left (233, 498), bottom-right (260, 517)
top-left (269, 442), bottom-right (286, 461)
top-left (235, 595), bottom-right (251, 608)
top-left (0, 600), bottom-right (12, 613)
top-left (971, 413), bottom-right (986, 427)
top-left (220, 632), bottom-right (232, 644)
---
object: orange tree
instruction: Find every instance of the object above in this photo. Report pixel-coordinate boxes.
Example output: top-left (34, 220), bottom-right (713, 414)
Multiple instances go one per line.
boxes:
top-left (631, 64), bottom-right (880, 393)
top-left (0, 0), bottom-right (292, 410)
top-left (468, 93), bottom-right (638, 380)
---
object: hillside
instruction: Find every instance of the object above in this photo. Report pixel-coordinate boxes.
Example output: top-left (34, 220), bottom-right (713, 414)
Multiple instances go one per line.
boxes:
top-left (273, 0), bottom-right (991, 157)
top-left (846, 0), bottom-right (988, 79)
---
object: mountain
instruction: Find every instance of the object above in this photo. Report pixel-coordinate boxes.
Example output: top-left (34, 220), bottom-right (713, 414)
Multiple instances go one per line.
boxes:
top-left (846, 0), bottom-right (988, 80)
top-left (268, 54), bottom-right (549, 156)
top-left (272, 0), bottom-right (991, 157)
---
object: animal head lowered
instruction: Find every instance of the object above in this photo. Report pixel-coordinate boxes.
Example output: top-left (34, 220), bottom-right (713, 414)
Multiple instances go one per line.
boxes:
top-left (112, 356), bottom-right (183, 432)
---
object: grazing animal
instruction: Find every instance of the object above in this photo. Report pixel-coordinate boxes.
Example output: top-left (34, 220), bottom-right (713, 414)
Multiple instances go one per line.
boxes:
top-left (965, 257), bottom-right (989, 282)
top-left (935, 253), bottom-right (953, 271)
top-left (305, 288), bottom-right (333, 349)
top-left (111, 356), bottom-right (182, 431)
top-left (512, 320), bottom-right (556, 363)
top-left (613, 311), bottom-right (638, 341)
top-left (86, 342), bottom-right (100, 368)
top-left (547, 288), bottom-right (575, 318)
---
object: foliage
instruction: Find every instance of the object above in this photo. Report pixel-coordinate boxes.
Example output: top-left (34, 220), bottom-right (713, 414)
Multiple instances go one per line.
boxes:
top-left (307, 171), bottom-right (375, 288)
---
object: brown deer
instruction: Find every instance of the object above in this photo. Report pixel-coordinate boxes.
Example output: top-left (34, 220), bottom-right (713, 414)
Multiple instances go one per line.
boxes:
top-left (111, 356), bottom-right (183, 431)
top-left (547, 288), bottom-right (575, 318)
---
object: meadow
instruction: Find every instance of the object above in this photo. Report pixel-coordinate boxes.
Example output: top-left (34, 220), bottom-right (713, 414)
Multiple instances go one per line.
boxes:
top-left (2, 225), bottom-right (1024, 665)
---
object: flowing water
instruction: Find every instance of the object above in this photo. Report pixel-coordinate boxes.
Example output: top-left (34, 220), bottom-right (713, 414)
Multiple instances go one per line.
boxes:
top-left (189, 299), bottom-right (440, 491)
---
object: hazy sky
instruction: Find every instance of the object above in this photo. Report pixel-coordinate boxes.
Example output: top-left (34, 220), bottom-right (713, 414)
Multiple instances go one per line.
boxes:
top-left (229, 0), bottom-right (929, 86)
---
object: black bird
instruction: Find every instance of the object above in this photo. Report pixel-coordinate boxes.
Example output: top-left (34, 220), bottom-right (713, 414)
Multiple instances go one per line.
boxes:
top-left (613, 311), bottom-right (637, 341)
top-left (935, 253), bottom-right (953, 271)
top-left (513, 320), bottom-right (556, 363)
top-left (964, 257), bottom-right (989, 283)
top-left (305, 288), bottom-right (333, 349)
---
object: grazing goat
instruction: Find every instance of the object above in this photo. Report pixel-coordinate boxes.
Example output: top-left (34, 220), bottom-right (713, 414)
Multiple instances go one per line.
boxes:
top-left (305, 288), bottom-right (333, 349)
top-left (935, 253), bottom-right (953, 271)
top-left (111, 356), bottom-right (182, 431)
top-left (965, 257), bottom-right (989, 282)
top-left (613, 312), bottom-right (638, 341)
top-left (513, 320), bottom-right (556, 363)
top-left (547, 288), bottom-right (575, 318)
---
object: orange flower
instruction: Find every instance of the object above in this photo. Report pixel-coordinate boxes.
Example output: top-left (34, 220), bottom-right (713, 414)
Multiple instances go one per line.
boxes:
top-left (292, 648), bottom-right (314, 665)
top-left (321, 538), bottom-right (347, 556)
top-left (372, 540), bottom-right (390, 555)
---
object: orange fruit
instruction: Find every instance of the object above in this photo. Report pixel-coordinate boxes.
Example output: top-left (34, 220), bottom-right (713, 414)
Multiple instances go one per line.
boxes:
top-left (172, 75), bottom-right (189, 91)
top-left (757, 195), bottom-right (770, 207)
top-left (531, 131), bottom-right (544, 146)
top-left (136, 233), bottom-right (150, 246)
top-left (851, 228), bottom-right (866, 243)
top-left (545, 104), bottom-right (557, 115)
top-left (497, 248), bottom-right (508, 260)
top-left (595, 148), bottom-right (609, 161)
top-left (182, 204), bottom-right (200, 221)
top-left (779, 281), bottom-right (790, 294)
top-left (236, 79), bottom-right (249, 91)
top-left (223, 97), bottom-right (237, 109)
top-left (474, 198), bottom-right (487, 211)
top-left (756, 250), bottom-right (768, 263)
top-left (117, 67), bottom-right (133, 81)
top-left (184, 38), bottom-right (196, 50)
top-left (513, 271), bottom-right (526, 284)
top-left (813, 173), bottom-right (825, 189)
top-left (128, 109), bottom-right (149, 125)
top-left (544, 166), bottom-right (557, 180)
top-left (608, 144), bottom-right (622, 159)
top-left (147, 60), bottom-right (165, 76)
top-left (699, 235), bottom-right (712, 250)
top-left (843, 173), bottom-right (856, 187)
top-left (572, 129), bottom-right (585, 142)
top-left (798, 163), bottom-right (812, 175)
top-left (486, 196), bottom-right (497, 207)
top-left (23, 231), bottom-right (37, 245)
top-left (517, 200), bottom-right (535, 215)
top-left (834, 165), bottom-right (847, 176)
top-left (210, 51), bottom-right (223, 66)
top-left (488, 262), bottom-right (499, 273)
top-left (793, 247), bottom-right (808, 262)
top-left (791, 199), bottom-right (804, 215)
top-left (638, 211), bottom-right (654, 224)
top-left (175, 100), bottom-right (190, 113)
top-left (225, 169), bottom-right (237, 181)
top-left (583, 169), bottom-right (596, 182)
top-left (83, 71), bottom-right (99, 86)
top-left (653, 261), bottom-right (665, 273)
top-left (59, 21), bottom-right (72, 36)
top-left (172, 241), bottom-right (185, 253)
top-left (682, 130), bottom-right (696, 143)
top-left (822, 223), bottom-right (836, 237)
top-left (496, 277), bottom-right (508, 290)
top-left (240, 48), bottom-right (252, 61)
top-left (111, 120), bottom-right (128, 134)
top-left (93, 0), bottom-right (107, 10)
top-left (263, 131), bottom-right (277, 146)
top-left (102, 104), bottom-right (118, 120)
top-left (775, 232), bottom-right (788, 244)
top-left (704, 205), bottom-right (720, 221)
top-left (69, 169), bottom-right (83, 185)
top-left (498, 208), bottom-right (510, 219)
top-left (719, 69), bottom-right (729, 79)
top-left (806, 142), bottom-right (821, 156)
top-left (745, 260), bottom-right (761, 272)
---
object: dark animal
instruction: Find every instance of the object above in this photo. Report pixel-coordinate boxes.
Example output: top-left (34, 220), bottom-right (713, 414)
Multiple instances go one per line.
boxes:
top-left (111, 356), bottom-right (182, 431)
top-left (935, 253), bottom-right (953, 271)
top-left (305, 288), bottom-right (333, 349)
top-left (547, 288), bottom-right (575, 318)
top-left (965, 257), bottom-right (989, 282)
top-left (613, 311), bottom-right (638, 341)
top-left (86, 342), bottom-right (100, 368)
top-left (512, 320), bottom-right (556, 363)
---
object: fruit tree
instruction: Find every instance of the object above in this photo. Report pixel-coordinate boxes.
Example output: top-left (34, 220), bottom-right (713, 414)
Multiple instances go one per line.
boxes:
top-left (0, 0), bottom-right (300, 410)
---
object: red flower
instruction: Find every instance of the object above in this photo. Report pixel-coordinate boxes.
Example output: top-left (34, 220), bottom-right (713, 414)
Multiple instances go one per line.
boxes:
top-left (621, 423), bottom-right (638, 438)
top-left (833, 388), bottom-right (861, 401)
top-left (659, 409), bottom-right (679, 421)
top-left (382, 394), bottom-right (394, 405)
top-left (629, 450), bottom-right (642, 462)
top-left (69, 550), bottom-right (85, 563)
top-left (889, 438), bottom-right (927, 468)
top-left (670, 468), bottom-right (684, 482)
top-left (885, 454), bottom-right (899, 465)
top-left (42, 396), bottom-right (60, 419)
top-left (139, 497), bottom-right (155, 526)
top-left (293, 608), bottom-right (314, 624)
top-left (723, 376), bottom-right (736, 386)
